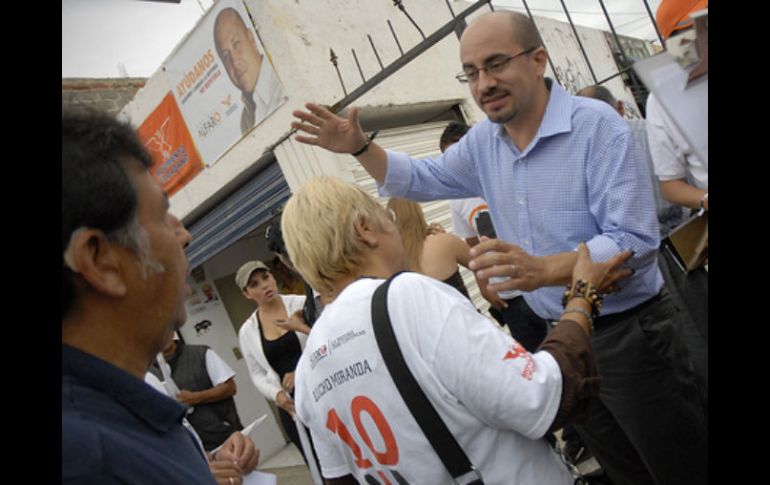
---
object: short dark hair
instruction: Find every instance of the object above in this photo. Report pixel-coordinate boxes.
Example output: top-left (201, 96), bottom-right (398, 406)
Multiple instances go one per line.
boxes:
top-left (62, 109), bottom-right (153, 318)
top-left (439, 121), bottom-right (471, 152)
top-left (265, 214), bottom-right (287, 256)
top-left (576, 85), bottom-right (617, 107)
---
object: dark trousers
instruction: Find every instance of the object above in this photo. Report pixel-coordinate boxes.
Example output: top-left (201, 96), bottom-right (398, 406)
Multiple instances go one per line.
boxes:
top-left (499, 296), bottom-right (550, 352)
top-left (278, 407), bottom-right (302, 456)
top-left (659, 242), bottom-right (708, 343)
top-left (574, 290), bottom-right (708, 485)
top-left (658, 247), bottom-right (708, 394)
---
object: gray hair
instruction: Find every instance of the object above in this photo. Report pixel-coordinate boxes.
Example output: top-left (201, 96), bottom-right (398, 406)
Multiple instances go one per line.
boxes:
top-left (107, 219), bottom-right (165, 277)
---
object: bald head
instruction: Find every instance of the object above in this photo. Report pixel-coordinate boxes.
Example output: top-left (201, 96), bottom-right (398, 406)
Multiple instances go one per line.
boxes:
top-left (214, 7), bottom-right (262, 93)
top-left (576, 84), bottom-right (624, 116)
top-left (214, 8), bottom-right (247, 50)
top-left (576, 85), bottom-right (616, 105)
top-left (462, 11), bottom-right (543, 52)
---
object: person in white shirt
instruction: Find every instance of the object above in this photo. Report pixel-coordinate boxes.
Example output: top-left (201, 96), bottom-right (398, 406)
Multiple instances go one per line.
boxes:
top-left (213, 6), bottom-right (285, 135)
top-left (280, 176), bottom-right (632, 485)
top-left (150, 336), bottom-right (244, 451)
top-left (645, 0), bottom-right (709, 348)
top-left (235, 260), bottom-right (312, 462)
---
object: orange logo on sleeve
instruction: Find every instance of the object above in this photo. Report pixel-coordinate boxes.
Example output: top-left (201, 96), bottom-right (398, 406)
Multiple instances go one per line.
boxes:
top-left (503, 342), bottom-right (536, 380)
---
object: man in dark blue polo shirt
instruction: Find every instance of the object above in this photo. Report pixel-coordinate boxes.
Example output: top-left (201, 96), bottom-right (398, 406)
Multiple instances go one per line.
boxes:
top-left (62, 110), bottom-right (253, 484)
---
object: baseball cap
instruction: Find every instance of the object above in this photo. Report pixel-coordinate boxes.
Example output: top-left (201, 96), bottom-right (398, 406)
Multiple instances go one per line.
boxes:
top-left (235, 260), bottom-right (270, 290)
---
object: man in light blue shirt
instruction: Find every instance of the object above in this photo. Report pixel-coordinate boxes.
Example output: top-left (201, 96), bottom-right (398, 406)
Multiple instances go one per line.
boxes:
top-left (291, 10), bottom-right (706, 485)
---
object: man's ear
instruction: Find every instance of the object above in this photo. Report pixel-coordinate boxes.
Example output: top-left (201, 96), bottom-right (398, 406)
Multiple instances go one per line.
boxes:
top-left (532, 47), bottom-right (548, 77)
top-left (615, 100), bottom-right (626, 118)
top-left (64, 229), bottom-right (128, 298)
top-left (353, 215), bottom-right (379, 249)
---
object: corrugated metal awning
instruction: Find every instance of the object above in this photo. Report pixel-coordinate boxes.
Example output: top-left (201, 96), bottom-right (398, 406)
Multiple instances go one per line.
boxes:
top-left (185, 162), bottom-right (290, 269)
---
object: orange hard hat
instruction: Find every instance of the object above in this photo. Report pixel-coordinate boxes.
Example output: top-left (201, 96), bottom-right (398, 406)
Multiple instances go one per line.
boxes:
top-left (656, 0), bottom-right (708, 39)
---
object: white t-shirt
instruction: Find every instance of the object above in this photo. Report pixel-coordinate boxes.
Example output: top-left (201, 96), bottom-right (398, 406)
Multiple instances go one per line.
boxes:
top-left (449, 197), bottom-right (521, 301)
top-left (154, 347), bottom-right (236, 396)
top-left (205, 349), bottom-right (236, 386)
top-left (295, 274), bottom-right (571, 485)
top-left (646, 93), bottom-right (708, 190)
top-left (449, 197), bottom-right (489, 240)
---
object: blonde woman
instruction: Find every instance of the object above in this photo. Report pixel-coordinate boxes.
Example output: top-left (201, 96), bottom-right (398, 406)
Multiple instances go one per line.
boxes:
top-left (235, 260), bottom-right (311, 461)
top-left (281, 177), bottom-right (631, 485)
top-left (386, 197), bottom-right (473, 300)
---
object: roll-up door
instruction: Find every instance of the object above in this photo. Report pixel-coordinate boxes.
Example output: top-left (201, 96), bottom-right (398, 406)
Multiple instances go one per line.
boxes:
top-left (185, 162), bottom-right (291, 269)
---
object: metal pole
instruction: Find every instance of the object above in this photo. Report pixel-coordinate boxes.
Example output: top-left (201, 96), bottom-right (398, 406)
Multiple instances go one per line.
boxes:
top-left (387, 19), bottom-right (405, 55)
top-left (329, 48), bottom-right (347, 96)
top-left (264, 0), bottom-right (492, 154)
top-left (368, 34), bottom-right (385, 70)
top-left (446, 0), bottom-right (468, 39)
top-left (351, 49), bottom-right (366, 83)
top-left (642, 0), bottom-right (666, 49)
top-left (558, 0), bottom-right (598, 85)
top-left (394, 0), bottom-right (426, 39)
top-left (597, 0), bottom-right (630, 65)
top-left (521, 0), bottom-right (561, 85)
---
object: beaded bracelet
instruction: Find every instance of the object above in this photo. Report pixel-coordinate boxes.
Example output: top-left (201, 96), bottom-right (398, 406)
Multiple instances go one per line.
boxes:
top-left (561, 307), bottom-right (594, 331)
top-left (561, 279), bottom-right (603, 318)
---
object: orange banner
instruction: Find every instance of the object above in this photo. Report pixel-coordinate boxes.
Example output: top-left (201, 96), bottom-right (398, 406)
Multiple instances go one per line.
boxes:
top-left (137, 93), bottom-right (203, 196)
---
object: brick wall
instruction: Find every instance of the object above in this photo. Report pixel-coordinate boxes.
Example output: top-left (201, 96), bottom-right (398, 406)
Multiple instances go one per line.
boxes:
top-left (62, 78), bottom-right (147, 116)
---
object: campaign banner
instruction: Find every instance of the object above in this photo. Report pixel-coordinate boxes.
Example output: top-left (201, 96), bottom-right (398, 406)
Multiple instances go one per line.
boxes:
top-left (137, 92), bottom-right (203, 196)
top-left (163, 0), bottom-right (286, 166)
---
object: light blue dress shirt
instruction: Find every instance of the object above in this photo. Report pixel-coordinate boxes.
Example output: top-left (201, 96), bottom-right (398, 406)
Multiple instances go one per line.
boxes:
top-left (380, 80), bottom-right (663, 320)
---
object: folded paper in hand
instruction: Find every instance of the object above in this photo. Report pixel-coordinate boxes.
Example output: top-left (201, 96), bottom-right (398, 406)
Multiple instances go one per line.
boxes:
top-left (664, 212), bottom-right (708, 273)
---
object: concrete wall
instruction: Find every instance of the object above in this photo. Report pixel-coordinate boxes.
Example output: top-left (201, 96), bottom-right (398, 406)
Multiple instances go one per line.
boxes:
top-left (123, 0), bottom-right (478, 220)
top-left (123, 1), bottom-right (657, 220)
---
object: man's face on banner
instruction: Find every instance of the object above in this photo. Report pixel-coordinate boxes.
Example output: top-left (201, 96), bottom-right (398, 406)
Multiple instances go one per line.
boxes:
top-left (214, 9), bottom-right (263, 94)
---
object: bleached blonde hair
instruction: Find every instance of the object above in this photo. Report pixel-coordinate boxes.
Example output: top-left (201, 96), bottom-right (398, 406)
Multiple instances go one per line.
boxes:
top-left (386, 198), bottom-right (428, 273)
top-left (281, 177), bottom-right (390, 294)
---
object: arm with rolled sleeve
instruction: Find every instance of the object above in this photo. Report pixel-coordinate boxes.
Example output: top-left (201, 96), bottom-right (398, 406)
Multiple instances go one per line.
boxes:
top-left (477, 127), bottom-right (659, 292)
top-left (379, 131), bottom-right (483, 202)
top-left (584, 129), bottom-right (660, 271)
top-left (645, 94), bottom-right (708, 209)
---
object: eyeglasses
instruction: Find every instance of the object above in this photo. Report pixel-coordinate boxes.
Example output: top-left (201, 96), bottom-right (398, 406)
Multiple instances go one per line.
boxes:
top-left (456, 47), bottom-right (537, 83)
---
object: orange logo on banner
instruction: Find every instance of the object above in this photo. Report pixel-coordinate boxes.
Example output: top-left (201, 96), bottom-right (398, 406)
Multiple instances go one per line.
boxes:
top-left (137, 93), bottom-right (203, 196)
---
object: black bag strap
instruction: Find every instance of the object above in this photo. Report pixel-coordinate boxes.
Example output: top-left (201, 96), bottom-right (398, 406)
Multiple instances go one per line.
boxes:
top-left (371, 272), bottom-right (484, 485)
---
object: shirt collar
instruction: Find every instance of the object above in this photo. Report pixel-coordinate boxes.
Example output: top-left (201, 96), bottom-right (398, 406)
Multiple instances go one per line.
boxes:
top-left (494, 78), bottom-right (573, 144)
top-left (252, 58), bottom-right (275, 107)
top-left (62, 344), bottom-right (188, 434)
top-left (538, 78), bottom-right (573, 138)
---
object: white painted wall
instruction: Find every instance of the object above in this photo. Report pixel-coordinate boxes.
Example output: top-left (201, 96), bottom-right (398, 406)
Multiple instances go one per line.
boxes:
top-left (123, 0), bottom-right (653, 215)
top-left (124, 0), bottom-right (474, 221)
